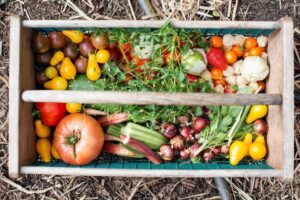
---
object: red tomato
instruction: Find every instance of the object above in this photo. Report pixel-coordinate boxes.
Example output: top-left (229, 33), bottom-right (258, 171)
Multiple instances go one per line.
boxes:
top-left (36, 102), bottom-right (66, 126)
top-left (121, 53), bottom-right (132, 64)
top-left (186, 73), bottom-right (198, 83)
top-left (54, 113), bottom-right (104, 165)
top-left (135, 59), bottom-right (150, 73)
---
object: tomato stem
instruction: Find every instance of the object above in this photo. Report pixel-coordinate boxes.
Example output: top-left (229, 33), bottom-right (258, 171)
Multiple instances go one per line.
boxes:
top-left (65, 129), bottom-right (81, 159)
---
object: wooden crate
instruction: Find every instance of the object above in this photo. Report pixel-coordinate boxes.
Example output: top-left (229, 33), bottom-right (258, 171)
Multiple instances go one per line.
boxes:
top-left (9, 16), bottom-right (294, 179)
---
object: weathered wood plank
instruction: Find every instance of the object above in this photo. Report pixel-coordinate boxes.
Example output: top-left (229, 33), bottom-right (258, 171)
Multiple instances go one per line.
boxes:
top-left (22, 91), bottom-right (282, 106)
top-left (22, 20), bottom-right (281, 29)
top-left (8, 16), bottom-right (21, 178)
top-left (21, 166), bottom-right (283, 178)
top-left (266, 17), bottom-right (294, 180)
top-left (280, 17), bottom-right (294, 180)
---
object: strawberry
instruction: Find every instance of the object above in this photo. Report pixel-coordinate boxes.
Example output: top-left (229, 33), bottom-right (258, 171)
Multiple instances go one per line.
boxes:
top-left (207, 48), bottom-right (227, 70)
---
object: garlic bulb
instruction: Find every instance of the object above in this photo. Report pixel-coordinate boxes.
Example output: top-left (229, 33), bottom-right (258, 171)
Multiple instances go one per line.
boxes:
top-left (223, 34), bottom-right (235, 46)
top-left (257, 35), bottom-right (268, 47)
top-left (234, 35), bottom-right (246, 46)
top-left (233, 60), bottom-right (243, 75)
top-left (236, 75), bottom-right (249, 86)
top-left (201, 69), bottom-right (212, 81)
top-left (214, 84), bottom-right (224, 93)
top-left (226, 75), bottom-right (237, 85)
top-left (223, 66), bottom-right (235, 77)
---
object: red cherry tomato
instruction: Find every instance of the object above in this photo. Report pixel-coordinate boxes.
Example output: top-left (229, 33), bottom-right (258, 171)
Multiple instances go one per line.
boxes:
top-left (36, 102), bottom-right (66, 126)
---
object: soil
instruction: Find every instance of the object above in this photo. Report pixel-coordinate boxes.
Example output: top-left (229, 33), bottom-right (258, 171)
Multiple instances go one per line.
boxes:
top-left (0, 0), bottom-right (299, 199)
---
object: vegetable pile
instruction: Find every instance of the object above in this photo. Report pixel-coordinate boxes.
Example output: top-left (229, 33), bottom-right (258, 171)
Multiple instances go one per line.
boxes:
top-left (32, 23), bottom-right (270, 166)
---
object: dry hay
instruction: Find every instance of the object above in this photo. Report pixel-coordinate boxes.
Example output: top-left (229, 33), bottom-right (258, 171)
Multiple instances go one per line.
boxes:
top-left (0, 0), bottom-right (300, 199)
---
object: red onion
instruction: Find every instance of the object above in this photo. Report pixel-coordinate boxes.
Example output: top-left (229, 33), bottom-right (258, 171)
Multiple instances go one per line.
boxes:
top-left (162, 123), bottom-right (178, 139)
top-left (202, 150), bottom-right (215, 162)
top-left (221, 144), bottom-right (229, 154)
top-left (202, 106), bottom-right (210, 114)
top-left (193, 117), bottom-right (207, 132)
top-left (189, 143), bottom-right (200, 158)
top-left (159, 144), bottom-right (175, 161)
top-left (253, 119), bottom-right (268, 135)
top-left (177, 115), bottom-right (190, 126)
top-left (180, 126), bottom-right (194, 141)
top-left (180, 149), bottom-right (190, 159)
top-left (212, 146), bottom-right (221, 155)
top-left (170, 135), bottom-right (185, 150)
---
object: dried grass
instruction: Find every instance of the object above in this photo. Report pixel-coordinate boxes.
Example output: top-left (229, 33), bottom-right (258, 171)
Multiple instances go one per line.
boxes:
top-left (0, 0), bottom-right (299, 199)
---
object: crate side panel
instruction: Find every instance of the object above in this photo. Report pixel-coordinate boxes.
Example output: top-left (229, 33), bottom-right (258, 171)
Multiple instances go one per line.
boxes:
top-left (266, 31), bottom-right (284, 170)
top-left (19, 27), bottom-right (36, 166)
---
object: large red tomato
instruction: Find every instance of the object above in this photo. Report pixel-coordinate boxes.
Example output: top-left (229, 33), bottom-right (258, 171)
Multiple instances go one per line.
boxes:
top-left (53, 113), bottom-right (104, 165)
top-left (36, 102), bottom-right (66, 126)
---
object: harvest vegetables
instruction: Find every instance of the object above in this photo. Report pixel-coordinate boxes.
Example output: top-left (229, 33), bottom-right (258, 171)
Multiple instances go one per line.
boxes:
top-left (32, 23), bottom-right (271, 166)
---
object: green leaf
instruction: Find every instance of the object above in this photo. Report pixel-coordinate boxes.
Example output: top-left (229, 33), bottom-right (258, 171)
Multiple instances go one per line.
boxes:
top-left (194, 106), bottom-right (203, 116)
top-left (117, 72), bottom-right (126, 81)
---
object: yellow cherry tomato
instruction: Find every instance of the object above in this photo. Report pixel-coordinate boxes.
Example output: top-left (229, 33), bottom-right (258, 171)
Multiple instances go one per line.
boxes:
top-left (86, 54), bottom-right (101, 81)
top-left (50, 51), bottom-right (65, 66)
top-left (66, 102), bottom-right (82, 113)
top-left (62, 30), bottom-right (84, 44)
top-left (43, 76), bottom-right (68, 90)
top-left (249, 142), bottom-right (267, 160)
top-left (229, 141), bottom-right (248, 166)
top-left (96, 49), bottom-right (111, 64)
top-left (246, 105), bottom-right (268, 124)
top-left (35, 119), bottom-right (51, 138)
top-left (243, 133), bottom-right (253, 147)
top-left (45, 66), bottom-right (58, 79)
top-left (60, 57), bottom-right (77, 80)
top-left (36, 138), bottom-right (51, 162)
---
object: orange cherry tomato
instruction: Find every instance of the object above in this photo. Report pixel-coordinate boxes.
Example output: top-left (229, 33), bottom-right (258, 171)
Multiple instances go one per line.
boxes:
top-left (164, 51), bottom-right (181, 64)
top-left (244, 37), bottom-right (258, 49)
top-left (257, 81), bottom-right (266, 92)
top-left (210, 68), bottom-right (223, 79)
top-left (225, 50), bottom-right (237, 64)
top-left (123, 73), bottom-right (134, 84)
top-left (243, 50), bottom-right (250, 58)
top-left (214, 78), bottom-right (227, 86)
top-left (210, 36), bottom-right (223, 48)
top-left (131, 55), bottom-right (141, 65)
top-left (260, 47), bottom-right (266, 52)
top-left (249, 47), bottom-right (263, 57)
top-left (231, 45), bottom-right (243, 57)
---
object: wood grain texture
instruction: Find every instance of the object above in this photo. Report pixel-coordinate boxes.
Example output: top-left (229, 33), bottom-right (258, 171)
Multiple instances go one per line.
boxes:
top-left (19, 27), bottom-right (36, 168)
top-left (266, 17), bottom-right (294, 180)
top-left (22, 91), bottom-right (282, 106)
top-left (20, 166), bottom-right (283, 178)
top-left (280, 17), bottom-right (294, 180)
top-left (22, 20), bottom-right (281, 29)
top-left (8, 16), bottom-right (21, 178)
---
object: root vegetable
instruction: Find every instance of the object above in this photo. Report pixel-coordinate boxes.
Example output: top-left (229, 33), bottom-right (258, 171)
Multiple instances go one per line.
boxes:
top-left (162, 123), bottom-right (178, 139)
top-left (193, 117), bottom-right (207, 132)
top-left (170, 135), bottom-right (185, 150)
top-left (202, 150), bottom-right (215, 162)
top-left (159, 144), bottom-right (175, 161)
top-left (180, 149), bottom-right (190, 159)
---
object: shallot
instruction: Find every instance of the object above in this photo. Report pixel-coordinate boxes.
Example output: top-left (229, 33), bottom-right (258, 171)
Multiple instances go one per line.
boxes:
top-left (170, 135), bottom-right (185, 150)
top-left (159, 144), bottom-right (175, 161)
top-left (162, 123), bottom-right (178, 139)
top-left (193, 117), bottom-right (207, 132)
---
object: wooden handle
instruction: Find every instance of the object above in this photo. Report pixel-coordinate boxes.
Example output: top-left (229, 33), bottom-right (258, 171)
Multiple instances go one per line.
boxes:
top-left (22, 90), bottom-right (282, 106)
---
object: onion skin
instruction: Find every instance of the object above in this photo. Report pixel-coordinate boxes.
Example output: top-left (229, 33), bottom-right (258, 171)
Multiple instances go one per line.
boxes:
top-left (170, 135), bottom-right (185, 150)
top-left (193, 117), bottom-right (207, 132)
top-left (253, 119), bottom-right (268, 135)
top-left (202, 150), bottom-right (215, 162)
top-left (159, 144), bottom-right (175, 161)
top-left (189, 143), bottom-right (200, 158)
top-left (180, 126), bottom-right (194, 141)
top-left (180, 149), bottom-right (190, 159)
top-left (221, 144), bottom-right (229, 154)
top-left (177, 115), bottom-right (190, 126)
top-left (162, 123), bottom-right (178, 139)
top-left (212, 146), bottom-right (221, 155)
